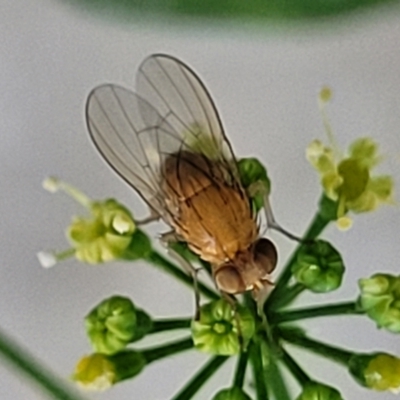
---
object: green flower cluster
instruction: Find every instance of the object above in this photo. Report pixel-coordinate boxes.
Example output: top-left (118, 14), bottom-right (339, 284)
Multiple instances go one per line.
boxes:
top-left (191, 299), bottom-right (255, 356)
top-left (85, 296), bottom-right (152, 355)
top-left (307, 88), bottom-right (394, 230)
top-left (292, 240), bottom-right (345, 293)
top-left (358, 274), bottom-right (400, 333)
top-left (36, 89), bottom-right (398, 400)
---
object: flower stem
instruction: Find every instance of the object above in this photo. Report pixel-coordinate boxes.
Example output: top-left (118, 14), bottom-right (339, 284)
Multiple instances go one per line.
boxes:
top-left (249, 341), bottom-right (269, 400)
top-left (272, 301), bottom-right (361, 324)
top-left (279, 347), bottom-right (310, 387)
top-left (172, 356), bottom-right (228, 400)
top-left (266, 211), bottom-right (329, 311)
top-left (267, 351), bottom-right (292, 400)
top-left (233, 351), bottom-right (248, 388)
top-left (267, 283), bottom-right (305, 311)
top-left (0, 326), bottom-right (87, 400)
top-left (279, 328), bottom-right (353, 365)
top-left (150, 318), bottom-right (192, 333)
top-left (145, 251), bottom-right (219, 300)
top-left (142, 337), bottom-right (193, 364)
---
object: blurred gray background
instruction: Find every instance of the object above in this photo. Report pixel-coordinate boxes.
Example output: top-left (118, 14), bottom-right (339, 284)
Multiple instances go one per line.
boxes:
top-left (1, 0), bottom-right (400, 399)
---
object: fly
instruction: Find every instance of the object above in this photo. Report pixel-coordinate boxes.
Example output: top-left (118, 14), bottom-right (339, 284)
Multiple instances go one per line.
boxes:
top-left (86, 54), bottom-right (285, 307)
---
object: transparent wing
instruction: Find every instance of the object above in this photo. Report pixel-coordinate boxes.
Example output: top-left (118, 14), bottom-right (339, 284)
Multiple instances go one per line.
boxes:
top-left (86, 55), bottom-right (243, 222)
top-left (86, 84), bottom-right (176, 217)
top-left (136, 54), bottom-right (239, 177)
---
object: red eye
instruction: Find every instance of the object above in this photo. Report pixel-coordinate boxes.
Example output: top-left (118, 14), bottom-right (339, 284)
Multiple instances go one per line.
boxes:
top-left (252, 238), bottom-right (278, 274)
top-left (214, 264), bottom-right (246, 294)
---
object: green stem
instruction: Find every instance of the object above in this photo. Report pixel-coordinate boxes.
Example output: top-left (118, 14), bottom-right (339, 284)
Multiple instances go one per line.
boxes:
top-left (233, 351), bottom-right (248, 388)
top-left (55, 248), bottom-right (76, 261)
top-left (249, 341), bottom-right (269, 400)
top-left (272, 301), bottom-right (361, 324)
top-left (268, 283), bottom-right (305, 312)
top-left (0, 326), bottom-right (87, 400)
top-left (267, 352), bottom-right (292, 400)
top-left (150, 318), bottom-right (192, 333)
top-left (279, 328), bottom-right (353, 365)
top-left (266, 211), bottom-right (329, 311)
top-left (145, 251), bottom-right (219, 300)
top-left (279, 347), bottom-right (310, 386)
top-left (172, 356), bottom-right (228, 400)
top-left (142, 337), bottom-right (193, 364)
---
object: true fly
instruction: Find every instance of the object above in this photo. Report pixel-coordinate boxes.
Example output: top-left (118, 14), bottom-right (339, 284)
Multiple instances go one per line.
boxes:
top-left (86, 54), bottom-right (281, 304)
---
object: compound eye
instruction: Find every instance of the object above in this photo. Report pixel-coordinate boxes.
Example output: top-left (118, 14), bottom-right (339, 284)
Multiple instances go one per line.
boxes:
top-left (252, 238), bottom-right (278, 274)
top-left (214, 265), bottom-right (246, 294)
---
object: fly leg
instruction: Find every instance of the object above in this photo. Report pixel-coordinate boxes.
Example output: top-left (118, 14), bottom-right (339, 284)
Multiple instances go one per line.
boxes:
top-left (253, 284), bottom-right (275, 345)
top-left (262, 194), bottom-right (303, 241)
top-left (219, 292), bottom-right (245, 351)
top-left (248, 180), bottom-right (302, 242)
top-left (135, 208), bottom-right (160, 226)
top-left (160, 232), bottom-right (201, 320)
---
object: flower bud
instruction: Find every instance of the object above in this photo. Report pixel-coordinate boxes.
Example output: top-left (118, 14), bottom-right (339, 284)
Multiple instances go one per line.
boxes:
top-left (72, 353), bottom-right (116, 391)
top-left (237, 157), bottom-right (271, 212)
top-left (358, 273), bottom-right (400, 333)
top-left (67, 199), bottom-right (136, 264)
top-left (72, 350), bottom-right (146, 391)
top-left (292, 240), bottom-right (345, 293)
top-left (121, 229), bottom-right (152, 260)
top-left (296, 382), bottom-right (344, 400)
top-left (213, 387), bottom-right (252, 400)
top-left (85, 296), bottom-right (152, 355)
top-left (349, 353), bottom-right (400, 393)
top-left (191, 299), bottom-right (255, 356)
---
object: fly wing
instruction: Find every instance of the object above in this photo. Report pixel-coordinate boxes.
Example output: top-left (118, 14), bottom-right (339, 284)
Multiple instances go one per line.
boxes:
top-left (136, 54), bottom-right (241, 185)
top-left (86, 84), bottom-right (175, 218)
top-left (86, 54), bottom-right (244, 223)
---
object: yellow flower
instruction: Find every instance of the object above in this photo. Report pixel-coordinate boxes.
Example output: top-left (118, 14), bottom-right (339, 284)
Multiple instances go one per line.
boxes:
top-left (365, 354), bottom-right (400, 393)
top-left (72, 353), bottom-right (116, 391)
top-left (67, 199), bottom-right (136, 264)
top-left (307, 90), bottom-right (394, 229)
top-left (38, 177), bottom-right (144, 267)
top-left (72, 351), bottom-right (146, 391)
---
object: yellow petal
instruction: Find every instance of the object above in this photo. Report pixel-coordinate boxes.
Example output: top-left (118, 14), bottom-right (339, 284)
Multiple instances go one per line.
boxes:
top-left (336, 216), bottom-right (353, 230)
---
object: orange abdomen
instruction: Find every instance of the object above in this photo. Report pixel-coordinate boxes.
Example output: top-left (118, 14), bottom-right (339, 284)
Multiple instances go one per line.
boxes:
top-left (162, 152), bottom-right (257, 264)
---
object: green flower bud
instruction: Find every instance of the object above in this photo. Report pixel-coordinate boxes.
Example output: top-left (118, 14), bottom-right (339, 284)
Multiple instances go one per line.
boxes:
top-left (349, 353), bottom-right (400, 393)
top-left (67, 199), bottom-right (136, 264)
top-left (213, 387), bottom-right (252, 400)
top-left (121, 229), bottom-right (152, 260)
top-left (191, 299), bottom-right (255, 356)
top-left (108, 350), bottom-right (146, 382)
top-left (358, 274), bottom-right (400, 333)
top-left (72, 350), bottom-right (146, 391)
top-left (292, 240), bottom-right (345, 293)
top-left (85, 296), bottom-right (152, 355)
top-left (238, 157), bottom-right (271, 212)
top-left (296, 381), bottom-right (344, 400)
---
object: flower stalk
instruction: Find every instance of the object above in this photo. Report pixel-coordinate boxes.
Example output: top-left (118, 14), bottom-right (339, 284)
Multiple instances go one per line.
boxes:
top-left (233, 351), bottom-right (248, 389)
top-left (279, 329), bottom-right (353, 365)
top-left (150, 318), bottom-right (192, 333)
top-left (172, 356), bottom-right (229, 400)
top-left (144, 250), bottom-right (219, 301)
top-left (142, 337), bottom-right (193, 364)
top-left (266, 209), bottom-right (330, 310)
top-left (271, 301), bottom-right (361, 324)
top-left (0, 326), bottom-right (87, 400)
